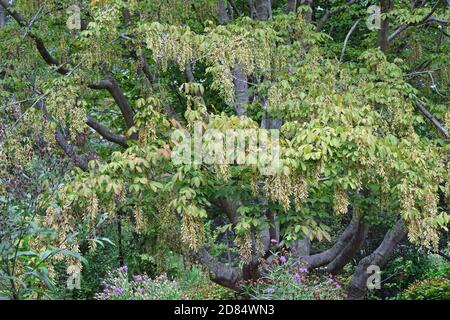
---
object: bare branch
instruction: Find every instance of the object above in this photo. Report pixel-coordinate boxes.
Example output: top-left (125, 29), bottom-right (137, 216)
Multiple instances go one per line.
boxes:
top-left (414, 101), bottom-right (449, 138)
top-left (86, 116), bottom-right (129, 148)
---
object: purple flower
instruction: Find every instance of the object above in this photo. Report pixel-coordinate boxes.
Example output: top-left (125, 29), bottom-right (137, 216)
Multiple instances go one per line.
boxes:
top-left (279, 256), bottom-right (287, 264)
top-left (266, 288), bottom-right (275, 294)
top-left (133, 275), bottom-right (143, 283)
top-left (118, 265), bottom-right (128, 273)
top-left (139, 288), bottom-right (145, 294)
top-left (335, 284), bottom-right (341, 289)
top-left (270, 239), bottom-right (278, 244)
top-left (293, 274), bottom-right (301, 282)
top-left (299, 267), bottom-right (308, 273)
top-left (113, 287), bottom-right (124, 296)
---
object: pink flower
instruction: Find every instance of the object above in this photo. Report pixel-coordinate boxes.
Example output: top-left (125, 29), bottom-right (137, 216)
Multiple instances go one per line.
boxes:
top-left (270, 239), bottom-right (278, 244)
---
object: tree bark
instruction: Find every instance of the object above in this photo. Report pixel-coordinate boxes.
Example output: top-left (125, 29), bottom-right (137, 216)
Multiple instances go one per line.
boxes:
top-left (286, 0), bottom-right (297, 13)
top-left (347, 220), bottom-right (407, 300)
top-left (378, 0), bottom-right (392, 53)
top-left (191, 248), bottom-right (243, 291)
top-left (0, 4), bottom-right (5, 28)
top-left (218, 0), bottom-right (230, 24)
top-left (232, 65), bottom-right (249, 116)
top-left (326, 221), bottom-right (368, 274)
top-left (255, 0), bottom-right (272, 20)
top-left (301, 217), bottom-right (362, 269)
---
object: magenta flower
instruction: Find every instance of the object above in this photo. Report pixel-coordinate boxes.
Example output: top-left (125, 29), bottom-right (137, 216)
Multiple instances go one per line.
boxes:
top-left (270, 239), bottom-right (278, 244)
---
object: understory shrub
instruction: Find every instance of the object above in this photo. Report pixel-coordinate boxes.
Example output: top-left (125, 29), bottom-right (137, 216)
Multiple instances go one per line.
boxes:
top-left (397, 276), bottom-right (450, 300)
top-left (242, 254), bottom-right (345, 300)
top-left (95, 266), bottom-right (182, 300)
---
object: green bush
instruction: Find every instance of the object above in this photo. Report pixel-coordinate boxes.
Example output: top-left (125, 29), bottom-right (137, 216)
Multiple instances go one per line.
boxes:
top-left (397, 276), bottom-right (450, 300)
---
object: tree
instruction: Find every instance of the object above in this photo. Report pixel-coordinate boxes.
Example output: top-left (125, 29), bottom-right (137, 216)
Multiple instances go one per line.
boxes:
top-left (0, 0), bottom-right (448, 300)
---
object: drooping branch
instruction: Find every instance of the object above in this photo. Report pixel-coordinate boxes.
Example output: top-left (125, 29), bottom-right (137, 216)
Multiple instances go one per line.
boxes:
top-left (89, 76), bottom-right (136, 131)
top-left (340, 19), bottom-right (361, 62)
top-left (347, 220), bottom-right (407, 300)
top-left (55, 129), bottom-right (89, 171)
top-left (86, 116), bottom-right (129, 148)
top-left (0, 0), bottom-right (69, 75)
top-left (413, 101), bottom-right (449, 138)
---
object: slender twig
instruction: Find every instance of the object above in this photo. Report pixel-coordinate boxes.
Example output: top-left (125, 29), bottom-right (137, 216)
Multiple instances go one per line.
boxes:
top-left (340, 19), bottom-right (361, 62)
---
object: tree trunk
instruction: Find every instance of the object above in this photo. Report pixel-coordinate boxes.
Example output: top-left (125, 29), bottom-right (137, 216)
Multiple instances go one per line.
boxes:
top-left (301, 217), bottom-right (362, 268)
top-left (0, 5), bottom-right (5, 28)
top-left (192, 248), bottom-right (243, 291)
top-left (378, 0), bottom-right (392, 53)
top-left (347, 220), bottom-right (407, 300)
top-left (217, 0), bottom-right (229, 24)
top-left (326, 221), bottom-right (368, 275)
top-left (232, 64), bottom-right (249, 116)
top-left (255, 0), bottom-right (272, 20)
top-left (286, 0), bottom-right (297, 13)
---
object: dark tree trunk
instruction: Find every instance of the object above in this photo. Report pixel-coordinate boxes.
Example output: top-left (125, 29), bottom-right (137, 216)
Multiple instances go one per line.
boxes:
top-left (326, 221), bottom-right (368, 275)
top-left (191, 248), bottom-right (243, 291)
top-left (301, 217), bottom-right (362, 269)
top-left (0, 5), bottom-right (5, 28)
top-left (232, 64), bottom-right (249, 116)
top-left (378, 0), bottom-right (392, 53)
top-left (217, 0), bottom-right (229, 24)
top-left (347, 220), bottom-right (407, 300)
top-left (286, 0), bottom-right (297, 13)
top-left (255, 0), bottom-right (272, 20)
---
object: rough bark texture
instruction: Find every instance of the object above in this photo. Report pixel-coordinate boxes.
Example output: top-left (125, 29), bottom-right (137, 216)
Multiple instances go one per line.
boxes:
top-left (255, 0), bottom-right (272, 20)
top-left (378, 0), bottom-right (392, 53)
top-left (347, 220), bottom-right (407, 300)
top-left (232, 64), bottom-right (249, 116)
top-left (192, 248), bottom-right (243, 291)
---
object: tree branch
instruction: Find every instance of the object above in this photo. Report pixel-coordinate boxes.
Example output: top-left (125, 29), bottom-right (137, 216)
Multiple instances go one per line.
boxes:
top-left (0, 0), bottom-right (69, 75)
top-left (86, 116), bottom-right (129, 148)
top-left (413, 101), bottom-right (449, 138)
top-left (347, 220), bottom-right (407, 300)
top-left (55, 129), bottom-right (88, 171)
top-left (191, 248), bottom-right (243, 291)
